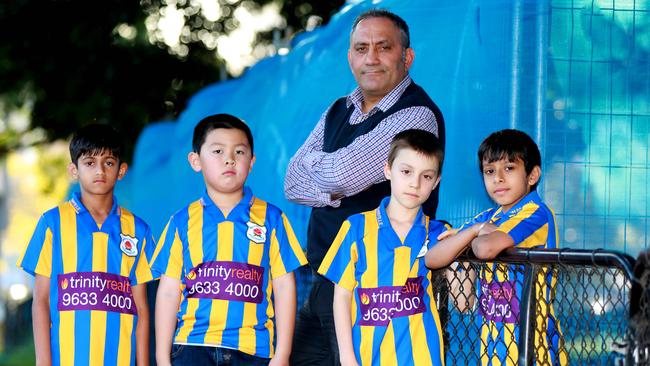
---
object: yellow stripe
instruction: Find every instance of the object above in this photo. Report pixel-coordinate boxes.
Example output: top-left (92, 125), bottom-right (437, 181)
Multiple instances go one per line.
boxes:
top-left (134, 236), bottom-right (153, 283)
top-left (117, 209), bottom-right (136, 366)
top-left (59, 203), bottom-right (77, 366)
top-left (410, 312), bottom-right (433, 366)
top-left (151, 221), bottom-right (171, 264)
top-left (318, 221), bottom-right (351, 273)
top-left (281, 213), bottom-right (306, 265)
top-left (392, 246), bottom-right (410, 285)
top-left (359, 212), bottom-right (377, 365)
top-left (491, 324), bottom-right (501, 366)
top-left (187, 202), bottom-right (204, 265)
top-left (175, 299), bottom-right (200, 343)
top-left (34, 228), bottom-right (53, 276)
top-left (204, 221), bottom-right (234, 345)
top-left (176, 202), bottom-right (204, 342)
top-left (269, 228), bottom-right (287, 279)
top-left (497, 202), bottom-right (538, 233)
top-left (504, 322), bottom-right (517, 365)
top-left (379, 324), bottom-right (398, 365)
top-left (516, 224), bottom-right (548, 249)
top-left (422, 271), bottom-right (445, 366)
top-left (241, 199), bottom-right (266, 355)
top-left (89, 232), bottom-right (108, 366)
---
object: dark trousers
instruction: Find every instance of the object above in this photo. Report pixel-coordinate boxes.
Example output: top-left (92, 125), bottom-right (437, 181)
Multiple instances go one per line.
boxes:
top-left (290, 273), bottom-right (340, 365)
top-left (171, 344), bottom-right (270, 366)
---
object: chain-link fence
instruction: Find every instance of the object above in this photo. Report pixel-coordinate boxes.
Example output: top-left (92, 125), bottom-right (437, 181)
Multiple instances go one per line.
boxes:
top-left (432, 248), bottom-right (638, 365)
top-left (630, 250), bottom-right (650, 365)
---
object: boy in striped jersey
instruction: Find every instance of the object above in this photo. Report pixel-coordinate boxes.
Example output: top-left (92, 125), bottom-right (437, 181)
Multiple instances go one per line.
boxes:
top-left (318, 129), bottom-right (448, 366)
top-left (425, 129), bottom-right (567, 365)
top-left (151, 114), bottom-right (306, 366)
top-left (18, 124), bottom-right (155, 366)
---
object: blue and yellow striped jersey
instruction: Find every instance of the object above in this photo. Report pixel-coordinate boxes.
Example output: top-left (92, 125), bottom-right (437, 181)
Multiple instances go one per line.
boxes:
top-left (17, 192), bottom-right (155, 366)
top-left (318, 197), bottom-right (449, 366)
top-left (463, 190), bottom-right (567, 366)
top-left (150, 187), bottom-right (307, 358)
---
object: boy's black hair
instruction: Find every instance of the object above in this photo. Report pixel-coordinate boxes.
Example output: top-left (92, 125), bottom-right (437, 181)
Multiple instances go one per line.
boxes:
top-left (352, 9), bottom-right (410, 49)
top-left (69, 124), bottom-right (123, 164)
top-left (478, 129), bottom-right (542, 190)
top-left (387, 129), bottom-right (444, 173)
top-left (192, 113), bottom-right (254, 154)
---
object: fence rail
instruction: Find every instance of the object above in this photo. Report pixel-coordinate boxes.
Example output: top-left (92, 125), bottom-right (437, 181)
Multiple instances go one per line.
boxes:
top-left (434, 247), bottom-right (641, 365)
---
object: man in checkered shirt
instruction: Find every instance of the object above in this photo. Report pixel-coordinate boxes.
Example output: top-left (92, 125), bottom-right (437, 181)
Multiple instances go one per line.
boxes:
top-left (284, 9), bottom-right (445, 366)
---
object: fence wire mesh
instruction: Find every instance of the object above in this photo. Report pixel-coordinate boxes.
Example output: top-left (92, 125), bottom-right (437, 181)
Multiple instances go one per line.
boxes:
top-left (433, 251), bottom-right (634, 365)
top-left (630, 250), bottom-right (650, 365)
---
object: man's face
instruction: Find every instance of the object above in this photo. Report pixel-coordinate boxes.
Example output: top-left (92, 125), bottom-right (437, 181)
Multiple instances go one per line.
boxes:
top-left (348, 17), bottom-right (413, 102)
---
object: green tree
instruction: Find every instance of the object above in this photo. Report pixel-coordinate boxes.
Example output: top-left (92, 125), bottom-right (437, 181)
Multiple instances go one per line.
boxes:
top-left (0, 0), bottom-right (342, 160)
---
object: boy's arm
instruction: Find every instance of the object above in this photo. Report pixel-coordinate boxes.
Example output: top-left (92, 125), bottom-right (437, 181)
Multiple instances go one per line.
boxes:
top-left (425, 223), bottom-right (484, 269)
top-left (446, 263), bottom-right (477, 312)
top-left (155, 275), bottom-right (181, 366)
top-left (471, 226), bottom-right (513, 259)
top-left (270, 272), bottom-right (297, 366)
top-left (333, 284), bottom-right (359, 366)
top-left (32, 274), bottom-right (52, 366)
top-left (133, 284), bottom-right (150, 366)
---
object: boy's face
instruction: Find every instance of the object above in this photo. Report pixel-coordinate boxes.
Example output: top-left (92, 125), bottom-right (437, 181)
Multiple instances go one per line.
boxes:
top-left (188, 128), bottom-right (255, 196)
top-left (68, 150), bottom-right (127, 197)
top-left (482, 157), bottom-right (540, 212)
top-left (384, 147), bottom-right (440, 210)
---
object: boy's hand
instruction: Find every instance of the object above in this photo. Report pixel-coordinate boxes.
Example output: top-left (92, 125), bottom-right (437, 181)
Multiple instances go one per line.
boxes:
top-left (437, 228), bottom-right (458, 240)
top-left (269, 355), bottom-right (290, 366)
top-left (478, 222), bottom-right (497, 236)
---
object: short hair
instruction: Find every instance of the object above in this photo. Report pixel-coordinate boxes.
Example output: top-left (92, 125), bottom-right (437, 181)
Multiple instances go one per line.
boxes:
top-left (478, 129), bottom-right (542, 190)
top-left (387, 129), bottom-right (444, 172)
top-left (351, 9), bottom-right (410, 49)
top-left (69, 124), bottom-right (123, 164)
top-left (192, 113), bottom-right (254, 154)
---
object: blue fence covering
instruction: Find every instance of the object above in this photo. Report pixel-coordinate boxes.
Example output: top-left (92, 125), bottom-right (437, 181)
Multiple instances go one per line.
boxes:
top-left (120, 0), bottom-right (650, 255)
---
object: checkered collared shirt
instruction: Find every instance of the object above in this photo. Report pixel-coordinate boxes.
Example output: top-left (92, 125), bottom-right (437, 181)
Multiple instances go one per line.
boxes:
top-left (284, 76), bottom-right (439, 207)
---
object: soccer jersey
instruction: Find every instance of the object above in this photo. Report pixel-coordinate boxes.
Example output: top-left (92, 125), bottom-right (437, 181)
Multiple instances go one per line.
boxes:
top-left (150, 187), bottom-right (307, 358)
top-left (318, 197), bottom-right (448, 366)
top-left (462, 190), bottom-right (567, 366)
top-left (17, 192), bottom-right (155, 366)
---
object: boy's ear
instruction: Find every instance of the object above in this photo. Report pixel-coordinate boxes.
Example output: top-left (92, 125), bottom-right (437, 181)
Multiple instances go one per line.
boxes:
top-left (528, 166), bottom-right (541, 187)
top-left (383, 162), bottom-right (391, 180)
top-left (249, 154), bottom-right (256, 172)
top-left (432, 175), bottom-right (441, 191)
top-left (67, 162), bottom-right (78, 180)
top-left (117, 162), bottom-right (128, 181)
top-left (188, 152), bottom-right (202, 172)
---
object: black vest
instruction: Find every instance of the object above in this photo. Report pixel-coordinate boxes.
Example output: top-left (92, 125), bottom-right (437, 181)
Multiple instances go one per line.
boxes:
top-left (306, 81), bottom-right (445, 270)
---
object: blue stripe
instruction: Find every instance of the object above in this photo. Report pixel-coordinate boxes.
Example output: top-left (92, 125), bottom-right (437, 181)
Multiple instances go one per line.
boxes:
top-left (104, 311), bottom-right (120, 366)
top-left (393, 317), bottom-right (415, 365)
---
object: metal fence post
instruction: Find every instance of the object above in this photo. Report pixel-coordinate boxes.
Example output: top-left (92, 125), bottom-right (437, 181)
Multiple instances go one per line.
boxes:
top-left (518, 264), bottom-right (537, 366)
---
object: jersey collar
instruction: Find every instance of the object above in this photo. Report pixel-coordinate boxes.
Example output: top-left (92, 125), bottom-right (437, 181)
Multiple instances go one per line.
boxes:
top-left (199, 186), bottom-right (255, 219)
top-left (376, 196), bottom-right (427, 249)
top-left (69, 191), bottom-right (120, 216)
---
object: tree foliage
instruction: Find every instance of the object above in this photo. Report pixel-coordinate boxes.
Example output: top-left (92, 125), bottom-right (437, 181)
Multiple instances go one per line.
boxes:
top-left (0, 0), bottom-right (342, 160)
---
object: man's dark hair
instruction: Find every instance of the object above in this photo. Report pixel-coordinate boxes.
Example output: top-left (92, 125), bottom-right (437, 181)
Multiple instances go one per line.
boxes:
top-left (192, 113), bottom-right (254, 154)
top-left (351, 9), bottom-right (410, 49)
top-left (69, 124), bottom-right (124, 164)
top-left (478, 129), bottom-right (542, 190)
top-left (387, 129), bottom-right (444, 173)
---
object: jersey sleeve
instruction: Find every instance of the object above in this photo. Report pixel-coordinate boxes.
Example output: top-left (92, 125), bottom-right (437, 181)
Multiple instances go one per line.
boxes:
top-left (458, 208), bottom-right (494, 232)
top-left (317, 220), bottom-right (359, 291)
top-left (496, 203), bottom-right (549, 248)
top-left (130, 224), bottom-right (156, 285)
top-left (17, 215), bottom-right (53, 278)
top-left (268, 212), bottom-right (308, 279)
top-left (150, 217), bottom-right (184, 280)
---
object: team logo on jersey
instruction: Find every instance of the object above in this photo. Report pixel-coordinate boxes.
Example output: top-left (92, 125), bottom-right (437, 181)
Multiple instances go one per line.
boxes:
top-left (417, 239), bottom-right (430, 258)
top-left (246, 222), bottom-right (267, 244)
top-left (120, 234), bottom-right (139, 257)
